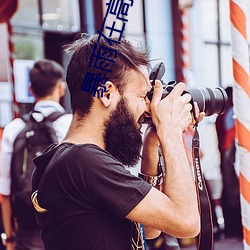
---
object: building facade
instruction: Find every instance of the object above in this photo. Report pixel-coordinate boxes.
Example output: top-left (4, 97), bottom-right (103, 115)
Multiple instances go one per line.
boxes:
top-left (0, 0), bottom-right (250, 124)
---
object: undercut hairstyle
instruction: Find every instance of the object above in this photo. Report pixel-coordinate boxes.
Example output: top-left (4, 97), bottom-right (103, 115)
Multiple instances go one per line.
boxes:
top-left (65, 33), bottom-right (150, 117)
top-left (29, 59), bottom-right (64, 98)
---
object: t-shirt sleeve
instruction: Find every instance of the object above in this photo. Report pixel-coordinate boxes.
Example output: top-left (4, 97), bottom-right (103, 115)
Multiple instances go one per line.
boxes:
top-left (0, 119), bottom-right (25, 195)
top-left (74, 145), bottom-right (152, 220)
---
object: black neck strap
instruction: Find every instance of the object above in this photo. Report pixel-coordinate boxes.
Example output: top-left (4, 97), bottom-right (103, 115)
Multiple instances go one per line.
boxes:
top-left (192, 123), bottom-right (214, 250)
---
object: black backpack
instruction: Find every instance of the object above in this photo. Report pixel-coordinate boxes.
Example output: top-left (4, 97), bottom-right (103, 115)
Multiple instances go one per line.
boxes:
top-left (10, 111), bottom-right (64, 230)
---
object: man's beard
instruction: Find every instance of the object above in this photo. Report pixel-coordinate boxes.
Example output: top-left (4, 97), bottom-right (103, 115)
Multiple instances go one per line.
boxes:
top-left (104, 98), bottom-right (143, 167)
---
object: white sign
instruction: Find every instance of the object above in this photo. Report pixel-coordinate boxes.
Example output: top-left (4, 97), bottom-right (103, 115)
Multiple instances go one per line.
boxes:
top-left (0, 82), bottom-right (13, 126)
top-left (0, 82), bottom-right (12, 101)
top-left (14, 59), bottom-right (35, 103)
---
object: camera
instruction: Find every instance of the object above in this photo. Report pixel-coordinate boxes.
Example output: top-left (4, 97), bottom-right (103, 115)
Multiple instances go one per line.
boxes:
top-left (147, 62), bottom-right (228, 116)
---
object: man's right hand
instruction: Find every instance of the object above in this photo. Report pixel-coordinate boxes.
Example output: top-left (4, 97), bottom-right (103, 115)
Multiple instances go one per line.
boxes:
top-left (150, 80), bottom-right (193, 140)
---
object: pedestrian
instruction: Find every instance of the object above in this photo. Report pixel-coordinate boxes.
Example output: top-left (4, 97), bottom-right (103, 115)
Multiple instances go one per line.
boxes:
top-left (0, 59), bottom-right (72, 250)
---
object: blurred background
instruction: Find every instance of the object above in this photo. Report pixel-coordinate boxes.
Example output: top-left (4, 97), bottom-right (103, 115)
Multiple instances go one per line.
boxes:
top-left (1, 0), bottom-right (250, 123)
top-left (0, 1), bottom-right (250, 249)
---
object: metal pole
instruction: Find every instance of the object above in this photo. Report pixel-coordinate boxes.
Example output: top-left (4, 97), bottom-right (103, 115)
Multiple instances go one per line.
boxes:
top-left (78, 0), bottom-right (95, 33)
top-left (37, 0), bottom-right (43, 28)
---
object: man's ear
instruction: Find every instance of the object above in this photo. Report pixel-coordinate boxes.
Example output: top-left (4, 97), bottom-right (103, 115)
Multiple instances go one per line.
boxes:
top-left (29, 83), bottom-right (35, 97)
top-left (99, 81), bottom-right (117, 107)
top-left (59, 81), bottom-right (66, 98)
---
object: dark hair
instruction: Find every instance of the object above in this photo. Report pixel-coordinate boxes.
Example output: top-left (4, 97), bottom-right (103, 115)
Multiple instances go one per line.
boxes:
top-left (29, 59), bottom-right (64, 98)
top-left (65, 33), bottom-right (150, 116)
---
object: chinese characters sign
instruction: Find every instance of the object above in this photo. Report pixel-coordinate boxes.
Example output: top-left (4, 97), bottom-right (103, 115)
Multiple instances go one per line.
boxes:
top-left (81, 0), bottom-right (134, 98)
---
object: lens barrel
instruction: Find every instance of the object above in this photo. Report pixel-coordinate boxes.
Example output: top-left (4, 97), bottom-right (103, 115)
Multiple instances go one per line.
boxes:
top-left (158, 85), bottom-right (228, 116)
top-left (187, 87), bottom-right (228, 116)
top-left (148, 62), bottom-right (228, 117)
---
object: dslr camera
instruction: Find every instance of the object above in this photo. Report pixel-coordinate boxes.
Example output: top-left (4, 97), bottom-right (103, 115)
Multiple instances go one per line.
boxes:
top-left (147, 62), bottom-right (228, 117)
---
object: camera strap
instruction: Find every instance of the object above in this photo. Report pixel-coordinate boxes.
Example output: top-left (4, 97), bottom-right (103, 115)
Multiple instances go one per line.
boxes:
top-left (192, 122), bottom-right (214, 250)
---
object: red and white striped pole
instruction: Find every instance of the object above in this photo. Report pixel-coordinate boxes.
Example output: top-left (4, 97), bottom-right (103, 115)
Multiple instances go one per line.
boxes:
top-left (6, 20), bottom-right (19, 118)
top-left (229, 0), bottom-right (250, 248)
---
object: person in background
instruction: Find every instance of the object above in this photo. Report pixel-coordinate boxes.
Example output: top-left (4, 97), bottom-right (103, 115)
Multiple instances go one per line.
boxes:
top-left (215, 86), bottom-right (242, 238)
top-left (0, 59), bottom-right (72, 250)
top-left (0, 127), bottom-right (6, 250)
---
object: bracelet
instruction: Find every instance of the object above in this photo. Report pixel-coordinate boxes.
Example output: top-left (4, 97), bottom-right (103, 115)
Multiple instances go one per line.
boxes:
top-left (138, 172), bottom-right (163, 187)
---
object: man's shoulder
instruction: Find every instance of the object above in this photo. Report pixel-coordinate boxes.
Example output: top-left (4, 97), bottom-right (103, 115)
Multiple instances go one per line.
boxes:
top-left (44, 143), bottom-right (105, 161)
top-left (74, 144), bottom-right (108, 159)
top-left (2, 118), bottom-right (26, 141)
top-left (70, 144), bottom-right (119, 167)
top-left (4, 117), bottom-right (25, 129)
top-left (35, 144), bottom-right (107, 179)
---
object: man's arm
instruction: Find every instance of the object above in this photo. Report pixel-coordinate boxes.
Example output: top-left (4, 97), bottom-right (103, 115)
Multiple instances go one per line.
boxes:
top-left (0, 120), bottom-right (23, 250)
top-left (140, 126), bottom-right (161, 239)
top-left (126, 81), bottom-right (200, 238)
top-left (1, 195), bottom-right (15, 250)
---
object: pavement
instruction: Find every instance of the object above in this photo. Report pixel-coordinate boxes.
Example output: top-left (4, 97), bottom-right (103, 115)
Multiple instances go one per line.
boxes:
top-left (181, 237), bottom-right (243, 250)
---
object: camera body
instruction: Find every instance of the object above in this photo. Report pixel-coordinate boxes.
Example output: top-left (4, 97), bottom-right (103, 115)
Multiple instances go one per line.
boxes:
top-left (147, 62), bottom-right (228, 116)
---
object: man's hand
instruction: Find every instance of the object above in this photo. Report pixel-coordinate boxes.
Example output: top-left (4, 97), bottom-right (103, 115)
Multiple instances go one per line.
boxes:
top-left (150, 80), bottom-right (193, 139)
top-left (192, 102), bottom-right (205, 126)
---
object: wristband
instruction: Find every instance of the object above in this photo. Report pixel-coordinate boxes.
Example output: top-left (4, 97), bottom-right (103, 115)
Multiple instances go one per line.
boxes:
top-left (139, 172), bottom-right (163, 186)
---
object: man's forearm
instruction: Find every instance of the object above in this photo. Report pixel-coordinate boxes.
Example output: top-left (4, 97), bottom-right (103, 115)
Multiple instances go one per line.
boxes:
top-left (159, 132), bottom-right (198, 216)
top-left (1, 195), bottom-right (14, 237)
top-left (141, 127), bottom-right (162, 239)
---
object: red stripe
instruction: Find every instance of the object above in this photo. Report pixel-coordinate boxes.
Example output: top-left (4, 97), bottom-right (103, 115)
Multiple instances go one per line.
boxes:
top-left (243, 226), bottom-right (250, 245)
top-left (235, 119), bottom-right (250, 151)
top-left (230, 0), bottom-right (247, 40)
top-left (232, 59), bottom-right (250, 97)
top-left (240, 173), bottom-right (250, 204)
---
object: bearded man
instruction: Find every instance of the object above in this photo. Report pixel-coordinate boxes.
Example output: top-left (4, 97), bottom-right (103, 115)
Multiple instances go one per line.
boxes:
top-left (31, 34), bottom-right (201, 250)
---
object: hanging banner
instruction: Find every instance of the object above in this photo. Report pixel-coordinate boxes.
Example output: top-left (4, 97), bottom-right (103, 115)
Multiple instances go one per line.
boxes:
top-left (0, 0), bottom-right (18, 23)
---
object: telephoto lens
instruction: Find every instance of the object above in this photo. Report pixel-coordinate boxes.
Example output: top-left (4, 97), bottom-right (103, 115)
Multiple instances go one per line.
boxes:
top-left (186, 87), bottom-right (228, 116)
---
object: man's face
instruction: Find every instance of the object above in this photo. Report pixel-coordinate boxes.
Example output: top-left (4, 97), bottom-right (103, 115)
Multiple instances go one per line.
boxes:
top-left (104, 67), bottom-right (151, 167)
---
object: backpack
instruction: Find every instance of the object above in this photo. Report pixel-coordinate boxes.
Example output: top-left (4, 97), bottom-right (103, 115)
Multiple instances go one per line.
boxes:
top-left (10, 111), bottom-right (64, 230)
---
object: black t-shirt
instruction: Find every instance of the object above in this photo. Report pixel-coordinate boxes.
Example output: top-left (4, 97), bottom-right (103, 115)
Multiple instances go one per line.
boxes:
top-left (33, 143), bottom-right (152, 250)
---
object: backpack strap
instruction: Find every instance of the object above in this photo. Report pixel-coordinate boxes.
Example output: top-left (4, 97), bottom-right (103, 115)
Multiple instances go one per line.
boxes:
top-left (39, 111), bottom-right (66, 144)
top-left (21, 110), bottom-right (66, 124)
top-left (19, 111), bottom-right (67, 147)
top-left (44, 111), bottom-right (66, 123)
